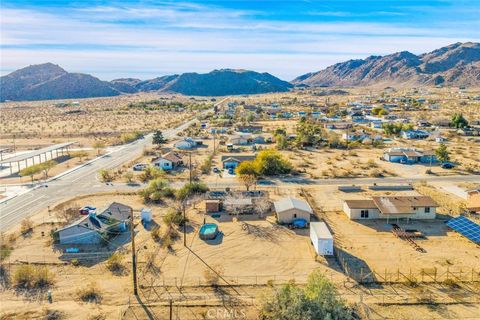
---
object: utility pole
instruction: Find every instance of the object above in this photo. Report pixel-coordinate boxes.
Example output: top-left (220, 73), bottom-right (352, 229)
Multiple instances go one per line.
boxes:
top-left (346, 125), bottom-right (349, 150)
top-left (130, 208), bottom-right (138, 296)
top-left (189, 151), bottom-right (192, 185)
top-left (213, 130), bottom-right (216, 153)
top-left (183, 202), bottom-right (187, 247)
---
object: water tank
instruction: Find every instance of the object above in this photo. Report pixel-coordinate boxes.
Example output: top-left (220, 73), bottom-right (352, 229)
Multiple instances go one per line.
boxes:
top-left (141, 208), bottom-right (152, 222)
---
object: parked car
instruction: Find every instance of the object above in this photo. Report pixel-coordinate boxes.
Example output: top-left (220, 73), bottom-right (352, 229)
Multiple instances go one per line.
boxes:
top-left (213, 167), bottom-right (220, 173)
top-left (228, 168), bottom-right (235, 175)
top-left (79, 205), bottom-right (96, 215)
top-left (441, 162), bottom-right (455, 169)
top-left (133, 163), bottom-right (147, 171)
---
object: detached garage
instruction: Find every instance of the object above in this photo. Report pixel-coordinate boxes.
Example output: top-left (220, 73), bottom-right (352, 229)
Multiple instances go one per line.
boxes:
top-left (274, 197), bottom-right (312, 224)
top-left (310, 222), bottom-right (333, 256)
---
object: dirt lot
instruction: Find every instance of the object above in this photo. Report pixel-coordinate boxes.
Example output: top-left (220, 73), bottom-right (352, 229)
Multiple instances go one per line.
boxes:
top-left (0, 93), bottom-right (205, 149)
top-left (307, 186), bottom-right (480, 275)
top-left (0, 190), bottom-right (347, 319)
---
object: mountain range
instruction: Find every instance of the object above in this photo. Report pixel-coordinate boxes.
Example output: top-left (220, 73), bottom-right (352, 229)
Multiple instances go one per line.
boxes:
top-left (293, 42), bottom-right (480, 87)
top-left (0, 65), bottom-right (292, 102)
top-left (1, 42), bottom-right (479, 102)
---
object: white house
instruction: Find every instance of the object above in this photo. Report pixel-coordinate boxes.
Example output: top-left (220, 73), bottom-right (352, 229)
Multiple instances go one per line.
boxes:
top-left (274, 197), bottom-right (312, 224)
top-left (343, 196), bottom-right (438, 221)
top-left (230, 133), bottom-right (251, 145)
top-left (310, 222), bottom-right (333, 256)
top-left (152, 152), bottom-right (183, 171)
top-left (174, 137), bottom-right (197, 150)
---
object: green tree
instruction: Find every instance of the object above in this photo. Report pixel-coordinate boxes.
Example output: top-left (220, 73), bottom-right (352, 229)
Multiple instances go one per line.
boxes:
top-left (93, 141), bottom-right (106, 155)
top-left (152, 130), bottom-right (167, 146)
top-left (19, 164), bottom-right (43, 184)
top-left (254, 150), bottom-right (292, 176)
top-left (139, 178), bottom-right (175, 203)
top-left (138, 166), bottom-right (164, 183)
top-left (259, 270), bottom-right (354, 320)
top-left (70, 150), bottom-right (89, 162)
top-left (39, 160), bottom-right (57, 179)
top-left (235, 160), bottom-right (259, 191)
top-left (124, 171), bottom-right (135, 184)
top-left (176, 182), bottom-right (209, 202)
top-left (451, 113), bottom-right (468, 128)
top-left (435, 143), bottom-right (450, 162)
top-left (275, 134), bottom-right (288, 150)
top-left (99, 169), bottom-right (114, 182)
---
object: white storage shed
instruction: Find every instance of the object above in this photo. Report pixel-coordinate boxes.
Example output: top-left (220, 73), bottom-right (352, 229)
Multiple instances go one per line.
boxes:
top-left (310, 222), bottom-right (333, 256)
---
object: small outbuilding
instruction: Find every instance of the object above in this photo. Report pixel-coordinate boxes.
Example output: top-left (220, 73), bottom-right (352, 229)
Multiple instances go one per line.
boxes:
top-left (274, 197), bottom-right (312, 224)
top-left (205, 199), bottom-right (221, 213)
top-left (310, 222), bottom-right (334, 256)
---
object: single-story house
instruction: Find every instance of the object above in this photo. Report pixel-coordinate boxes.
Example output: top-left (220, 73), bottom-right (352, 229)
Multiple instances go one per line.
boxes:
top-left (466, 190), bottom-right (480, 214)
top-left (56, 202), bottom-right (131, 244)
top-left (401, 130), bottom-right (430, 139)
top-left (343, 196), bottom-right (438, 220)
top-left (236, 125), bottom-right (263, 133)
top-left (274, 197), bottom-right (312, 224)
top-left (383, 148), bottom-right (437, 164)
top-left (153, 152), bottom-right (183, 170)
top-left (174, 137), bottom-right (199, 150)
top-left (221, 155), bottom-right (256, 169)
top-left (342, 132), bottom-right (370, 142)
top-left (230, 133), bottom-right (251, 145)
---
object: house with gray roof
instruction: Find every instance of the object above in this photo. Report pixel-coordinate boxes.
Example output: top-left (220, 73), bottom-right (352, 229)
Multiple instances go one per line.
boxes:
top-left (55, 202), bottom-right (131, 245)
top-left (274, 197), bottom-right (312, 224)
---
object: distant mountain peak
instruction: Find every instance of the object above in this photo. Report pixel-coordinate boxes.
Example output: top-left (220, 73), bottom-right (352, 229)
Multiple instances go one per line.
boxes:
top-left (1, 65), bottom-right (292, 101)
top-left (293, 42), bottom-right (480, 87)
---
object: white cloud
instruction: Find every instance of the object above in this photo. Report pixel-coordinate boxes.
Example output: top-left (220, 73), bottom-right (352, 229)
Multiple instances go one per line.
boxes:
top-left (0, 3), bottom-right (478, 80)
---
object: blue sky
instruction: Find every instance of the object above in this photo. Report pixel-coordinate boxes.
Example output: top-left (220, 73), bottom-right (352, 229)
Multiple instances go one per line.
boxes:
top-left (1, 0), bottom-right (479, 80)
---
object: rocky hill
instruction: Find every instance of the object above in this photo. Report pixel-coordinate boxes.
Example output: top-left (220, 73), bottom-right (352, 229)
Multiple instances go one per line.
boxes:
top-left (1, 65), bottom-right (292, 101)
top-left (293, 42), bottom-right (480, 87)
top-left (0, 63), bottom-right (120, 101)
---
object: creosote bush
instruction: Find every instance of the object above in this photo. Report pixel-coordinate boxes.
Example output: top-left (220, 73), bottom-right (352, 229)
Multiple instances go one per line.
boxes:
top-left (13, 264), bottom-right (54, 290)
top-left (77, 282), bottom-right (103, 303)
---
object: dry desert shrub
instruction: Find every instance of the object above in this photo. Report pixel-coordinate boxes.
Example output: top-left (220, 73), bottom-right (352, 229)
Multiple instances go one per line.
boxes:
top-left (77, 282), bottom-right (103, 303)
top-left (106, 253), bottom-right (125, 274)
top-left (13, 265), bottom-right (54, 290)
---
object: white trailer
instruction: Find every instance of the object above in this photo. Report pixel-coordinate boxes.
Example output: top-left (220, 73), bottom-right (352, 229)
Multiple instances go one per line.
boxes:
top-left (310, 222), bottom-right (333, 256)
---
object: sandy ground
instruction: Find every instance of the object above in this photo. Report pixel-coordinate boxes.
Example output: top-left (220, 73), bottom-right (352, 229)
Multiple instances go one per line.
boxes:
top-left (307, 186), bottom-right (480, 275)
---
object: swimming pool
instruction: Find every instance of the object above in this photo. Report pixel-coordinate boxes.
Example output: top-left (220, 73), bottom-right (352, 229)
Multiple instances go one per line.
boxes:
top-left (199, 223), bottom-right (219, 240)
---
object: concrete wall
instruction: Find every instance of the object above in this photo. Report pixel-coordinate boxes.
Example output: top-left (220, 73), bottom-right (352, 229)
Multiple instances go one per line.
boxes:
top-left (276, 208), bottom-right (311, 224)
top-left (58, 225), bottom-right (102, 245)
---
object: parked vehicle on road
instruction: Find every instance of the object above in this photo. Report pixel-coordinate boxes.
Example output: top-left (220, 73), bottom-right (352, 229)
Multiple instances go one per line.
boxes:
top-left (441, 162), bottom-right (455, 169)
top-left (133, 163), bottom-right (147, 171)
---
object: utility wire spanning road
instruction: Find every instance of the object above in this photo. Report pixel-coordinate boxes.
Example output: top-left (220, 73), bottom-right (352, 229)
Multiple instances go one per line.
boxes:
top-left (0, 98), bottom-right (228, 232)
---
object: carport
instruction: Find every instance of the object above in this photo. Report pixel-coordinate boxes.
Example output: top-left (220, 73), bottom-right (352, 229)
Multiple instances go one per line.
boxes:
top-left (0, 142), bottom-right (76, 175)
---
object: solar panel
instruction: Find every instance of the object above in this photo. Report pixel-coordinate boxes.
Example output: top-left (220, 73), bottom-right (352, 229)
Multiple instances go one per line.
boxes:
top-left (446, 216), bottom-right (480, 244)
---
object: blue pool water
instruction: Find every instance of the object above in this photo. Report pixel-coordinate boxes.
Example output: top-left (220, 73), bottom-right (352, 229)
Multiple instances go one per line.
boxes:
top-left (199, 223), bottom-right (219, 240)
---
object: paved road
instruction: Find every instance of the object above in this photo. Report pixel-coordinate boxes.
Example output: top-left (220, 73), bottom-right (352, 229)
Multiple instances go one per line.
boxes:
top-left (0, 98), bottom-right (229, 232)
